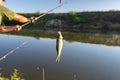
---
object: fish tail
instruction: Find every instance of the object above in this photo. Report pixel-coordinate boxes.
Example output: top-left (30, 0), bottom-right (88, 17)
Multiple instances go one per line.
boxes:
top-left (56, 56), bottom-right (60, 62)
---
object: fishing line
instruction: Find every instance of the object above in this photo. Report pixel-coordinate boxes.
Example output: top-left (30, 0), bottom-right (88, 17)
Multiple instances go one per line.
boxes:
top-left (0, 41), bottom-right (28, 62)
top-left (21, 0), bottom-right (72, 28)
top-left (59, 14), bottom-right (62, 31)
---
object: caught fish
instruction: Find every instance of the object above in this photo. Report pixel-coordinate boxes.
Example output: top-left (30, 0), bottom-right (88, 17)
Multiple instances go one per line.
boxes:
top-left (56, 31), bottom-right (63, 62)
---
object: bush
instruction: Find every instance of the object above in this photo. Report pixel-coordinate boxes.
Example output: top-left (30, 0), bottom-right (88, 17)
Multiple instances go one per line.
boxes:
top-left (73, 17), bottom-right (80, 24)
top-left (0, 69), bottom-right (24, 80)
top-left (67, 11), bottom-right (80, 24)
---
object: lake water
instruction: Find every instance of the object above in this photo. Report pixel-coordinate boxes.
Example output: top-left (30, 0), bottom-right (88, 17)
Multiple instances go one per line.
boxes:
top-left (0, 30), bottom-right (120, 80)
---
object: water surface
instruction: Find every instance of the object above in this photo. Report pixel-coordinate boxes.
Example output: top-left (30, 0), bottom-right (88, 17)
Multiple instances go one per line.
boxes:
top-left (0, 31), bottom-right (120, 80)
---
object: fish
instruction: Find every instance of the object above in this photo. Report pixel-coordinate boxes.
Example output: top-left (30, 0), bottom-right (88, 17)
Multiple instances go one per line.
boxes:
top-left (56, 31), bottom-right (63, 62)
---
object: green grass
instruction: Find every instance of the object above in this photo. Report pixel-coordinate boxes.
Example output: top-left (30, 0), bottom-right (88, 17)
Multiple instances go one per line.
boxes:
top-left (0, 69), bottom-right (24, 80)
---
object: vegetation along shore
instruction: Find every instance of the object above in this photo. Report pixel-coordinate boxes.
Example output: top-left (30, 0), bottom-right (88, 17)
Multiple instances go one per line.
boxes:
top-left (2, 11), bottom-right (120, 33)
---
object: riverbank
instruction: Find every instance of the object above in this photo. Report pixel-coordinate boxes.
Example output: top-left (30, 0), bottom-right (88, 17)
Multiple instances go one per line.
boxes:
top-left (2, 11), bottom-right (120, 32)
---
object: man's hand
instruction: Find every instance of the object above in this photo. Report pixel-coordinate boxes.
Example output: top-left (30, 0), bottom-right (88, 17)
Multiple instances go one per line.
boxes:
top-left (29, 16), bottom-right (36, 23)
top-left (14, 25), bottom-right (22, 31)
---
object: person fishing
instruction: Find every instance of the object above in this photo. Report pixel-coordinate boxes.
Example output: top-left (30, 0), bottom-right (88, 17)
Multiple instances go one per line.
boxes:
top-left (0, 0), bottom-right (35, 32)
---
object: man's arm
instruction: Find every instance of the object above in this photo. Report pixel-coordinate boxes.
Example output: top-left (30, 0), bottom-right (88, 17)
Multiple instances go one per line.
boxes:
top-left (0, 25), bottom-right (21, 32)
top-left (13, 14), bottom-right (35, 23)
top-left (13, 14), bottom-right (30, 23)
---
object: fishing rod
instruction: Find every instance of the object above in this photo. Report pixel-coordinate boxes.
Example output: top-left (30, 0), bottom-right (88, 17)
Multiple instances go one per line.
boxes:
top-left (21, 0), bottom-right (71, 28)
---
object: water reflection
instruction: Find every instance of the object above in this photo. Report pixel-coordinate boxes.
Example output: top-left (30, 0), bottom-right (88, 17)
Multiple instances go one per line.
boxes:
top-left (0, 41), bottom-right (27, 62)
top-left (3, 29), bottom-right (120, 46)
